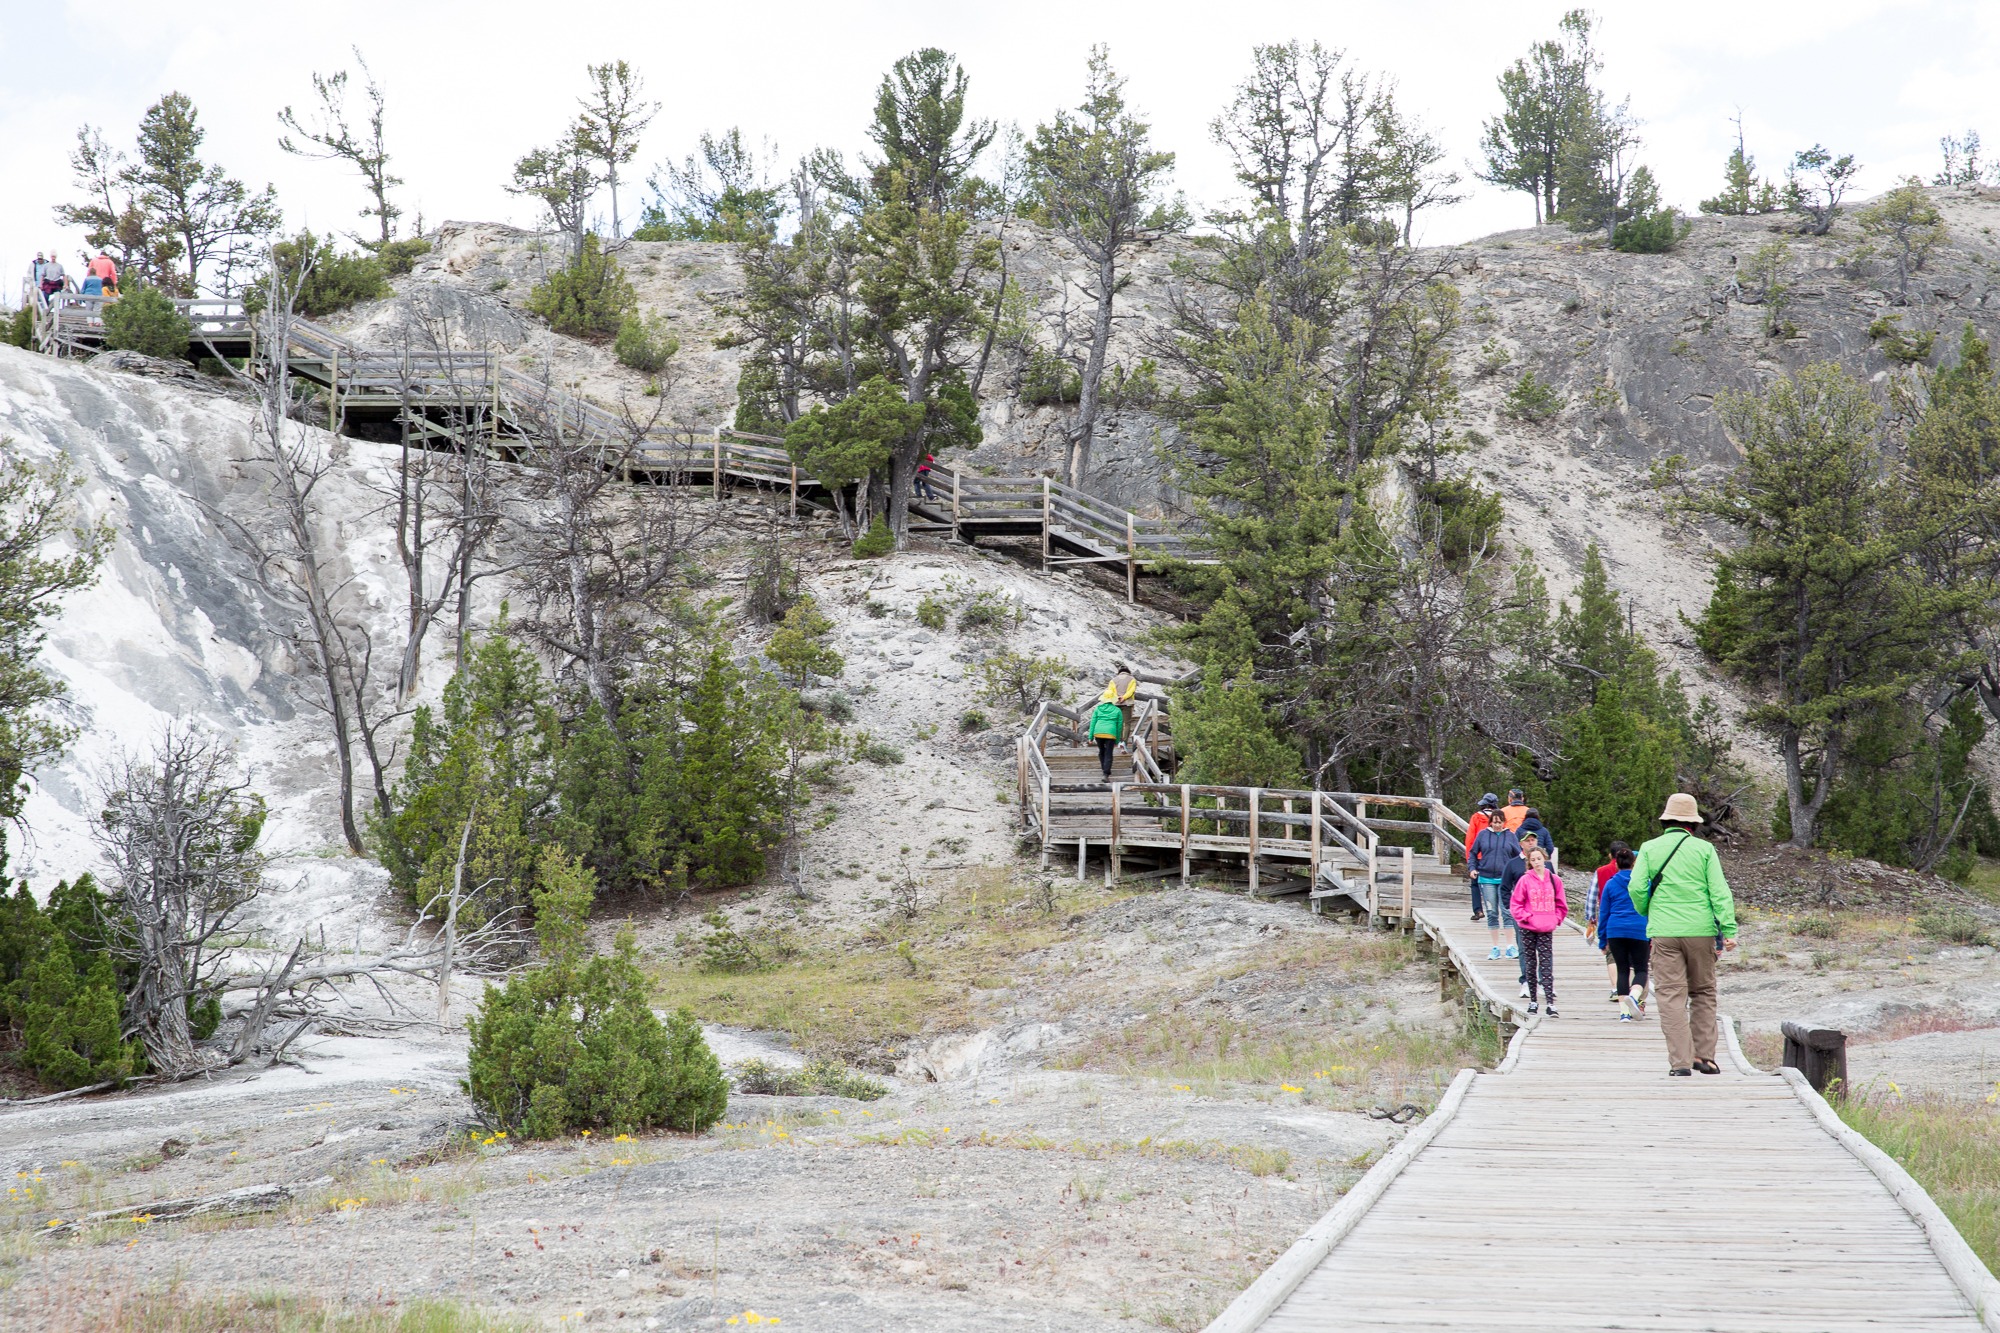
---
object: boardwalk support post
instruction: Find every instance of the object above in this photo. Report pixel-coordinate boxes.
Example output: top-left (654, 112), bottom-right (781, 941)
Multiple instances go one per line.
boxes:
top-left (1041, 477), bottom-right (1052, 572)
top-left (951, 468), bottom-right (962, 542)
top-left (1782, 1023), bottom-right (1849, 1096)
top-left (1125, 511), bottom-right (1137, 603)
top-left (713, 436), bottom-right (724, 502)
top-left (328, 347), bottom-right (339, 431)
top-left (1179, 786), bottom-right (1191, 888)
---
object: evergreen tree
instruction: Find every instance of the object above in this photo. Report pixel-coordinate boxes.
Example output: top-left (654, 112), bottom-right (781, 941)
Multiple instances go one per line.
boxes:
top-left (1477, 10), bottom-right (1602, 226)
top-left (101, 284), bottom-right (190, 359)
top-left (574, 61), bottom-right (658, 240)
top-left (526, 233), bottom-right (636, 338)
top-left (1690, 364), bottom-right (1975, 847)
top-left (1700, 114), bottom-right (1779, 216)
top-left (1024, 45), bottom-right (1183, 485)
top-left (464, 847), bottom-right (727, 1138)
top-left (1176, 664), bottom-right (1301, 788)
top-left (639, 129), bottom-right (785, 242)
top-left (0, 456), bottom-right (109, 854)
top-left (122, 92), bottom-right (281, 294)
top-left (673, 642), bottom-right (784, 888)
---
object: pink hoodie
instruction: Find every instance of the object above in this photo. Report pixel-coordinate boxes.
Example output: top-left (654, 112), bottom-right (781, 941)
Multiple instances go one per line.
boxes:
top-left (1510, 867), bottom-right (1569, 933)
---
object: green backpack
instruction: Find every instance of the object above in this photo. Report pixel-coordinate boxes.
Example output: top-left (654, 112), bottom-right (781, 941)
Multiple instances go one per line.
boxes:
top-left (1088, 701), bottom-right (1125, 740)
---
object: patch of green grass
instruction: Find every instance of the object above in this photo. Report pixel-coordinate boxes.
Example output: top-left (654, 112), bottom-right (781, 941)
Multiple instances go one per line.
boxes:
top-left (649, 868), bottom-right (1072, 1063)
top-left (25, 1290), bottom-right (526, 1332)
top-left (1916, 909), bottom-right (1992, 947)
top-left (1838, 1093), bottom-right (2000, 1278)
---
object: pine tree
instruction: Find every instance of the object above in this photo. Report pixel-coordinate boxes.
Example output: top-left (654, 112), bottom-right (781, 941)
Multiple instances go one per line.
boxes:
top-left (1700, 114), bottom-right (1778, 216)
top-left (1691, 363), bottom-right (1974, 846)
top-left (1176, 664), bottom-right (1302, 788)
top-left (101, 284), bottom-right (190, 359)
top-left (465, 847), bottom-right (727, 1138)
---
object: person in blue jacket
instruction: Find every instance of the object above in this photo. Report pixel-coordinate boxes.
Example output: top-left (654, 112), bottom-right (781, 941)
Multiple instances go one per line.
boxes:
top-left (1469, 819), bottom-right (1521, 961)
top-left (1595, 846), bottom-right (1650, 1021)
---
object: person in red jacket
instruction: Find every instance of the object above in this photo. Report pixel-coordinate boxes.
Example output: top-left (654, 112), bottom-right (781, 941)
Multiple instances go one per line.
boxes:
top-left (1463, 792), bottom-right (1499, 920)
top-left (1590, 840), bottom-right (1630, 1003)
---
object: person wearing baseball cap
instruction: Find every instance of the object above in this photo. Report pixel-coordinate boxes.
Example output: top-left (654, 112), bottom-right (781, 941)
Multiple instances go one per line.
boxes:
top-left (1462, 793), bottom-right (1501, 920)
top-left (1627, 793), bottom-right (1738, 1077)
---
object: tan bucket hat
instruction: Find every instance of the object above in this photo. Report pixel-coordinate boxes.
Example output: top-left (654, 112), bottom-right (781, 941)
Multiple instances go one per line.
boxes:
top-left (1659, 793), bottom-right (1702, 823)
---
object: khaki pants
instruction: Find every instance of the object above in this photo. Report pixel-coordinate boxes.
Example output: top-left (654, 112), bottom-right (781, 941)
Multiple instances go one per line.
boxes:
top-left (1650, 936), bottom-right (1719, 1070)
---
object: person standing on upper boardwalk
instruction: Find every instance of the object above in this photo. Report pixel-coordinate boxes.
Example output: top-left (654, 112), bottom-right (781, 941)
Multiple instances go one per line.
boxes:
top-left (1628, 793), bottom-right (1738, 1077)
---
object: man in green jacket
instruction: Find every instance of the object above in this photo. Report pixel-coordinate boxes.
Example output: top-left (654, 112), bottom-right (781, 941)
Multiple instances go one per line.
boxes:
top-left (1627, 793), bottom-right (1738, 1077)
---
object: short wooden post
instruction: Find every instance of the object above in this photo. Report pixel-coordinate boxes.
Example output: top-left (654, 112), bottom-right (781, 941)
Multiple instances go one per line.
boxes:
top-left (789, 465), bottom-right (798, 519)
top-left (1247, 789), bottom-right (1261, 896)
top-left (1309, 791), bottom-right (1322, 888)
top-left (1125, 511), bottom-right (1137, 603)
top-left (951, 468), bottom-right (963, 540)
top-left (1077, 837), bottom-right (1087, 883)
top-left (1282, 796), bottom-right (1294, 842)
top-left (328, 347), bottom-right (340, 431)
top-left (1782, 1023), bottom-right (1849, 1095)
top-left (1401, 849), bottom-right (1414, 928)
top-left (1179, 785), bottom-right (1191, 888)
top-left (713, 436), bottom-right (724, 502)
top-left (1041, 477), bottom-right (1052, 572)
top-left (1110, 782), bottom-right (1122, 848)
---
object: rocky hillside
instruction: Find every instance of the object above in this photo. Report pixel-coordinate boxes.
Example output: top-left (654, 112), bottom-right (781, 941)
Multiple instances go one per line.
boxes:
top-left (329, 188), bottom-right (2000, 780)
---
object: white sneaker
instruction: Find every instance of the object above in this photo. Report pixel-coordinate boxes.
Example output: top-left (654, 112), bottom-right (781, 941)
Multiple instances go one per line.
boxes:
top-left (1519, 983), bottom-right (1530, 998)
top-left (1619, 993), bottom-right (1640, 1021)
top-left (1630, 982), bottom-right (1647, 1008)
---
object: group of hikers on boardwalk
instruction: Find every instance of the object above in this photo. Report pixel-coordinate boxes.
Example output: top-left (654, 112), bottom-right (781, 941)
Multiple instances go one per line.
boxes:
top-left (27, 249), bottom-right (120, 304)
top-left (1464, 787), bottom-right (1738, 1077)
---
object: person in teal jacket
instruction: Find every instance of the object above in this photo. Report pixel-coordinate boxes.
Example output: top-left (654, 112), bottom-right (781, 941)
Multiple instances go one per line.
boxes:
top-left (1088, 698), bottom-right (1125, 779)
top-left (1627, 792), bottom-right (1738, 1077)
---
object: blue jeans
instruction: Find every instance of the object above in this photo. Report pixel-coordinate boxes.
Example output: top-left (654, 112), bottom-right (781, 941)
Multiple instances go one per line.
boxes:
top-left (1479, 878), bottom-right (1514, 930)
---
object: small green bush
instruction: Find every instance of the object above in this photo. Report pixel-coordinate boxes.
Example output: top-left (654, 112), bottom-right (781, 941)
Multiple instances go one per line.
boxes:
top-left (526, 235), bottom-right (636, 340)
top-left (0, 877), bottom-right (140, 1090)
top-left (976, 649), bottom-right (1071, 713)
top-left (613, 312), bottom-right (679, 373)
top-left (957, 590), bottom-right (1014, 633)
top-left (465, 848), bottom-right (728, 1138)
top-left (1020, 347), bottom-right (1080, 405)
top-left (810, 690), bottom-right (855, 723)
top-left (1612, 209), bottom-right (1691, 254)
top-left (372, 236), bottom-right (433, 277)
top-left (101, 285), bottom-right (189, 360)
top-left (958, 708), bottom-right (989, 734)
top-left (767, 596), bottom-right (843, 683)
top-left (915, 595), bottom-right (949, 630)
top-left (1793, 914), bottom-right (1842, 940)
top-left (1502, 370), bottom-right (1563, 423)
top-left (853, 735), bottom-right (905, 766)
top-left (1868, 314), bottom-right (1938, 364)
top-left (244, 230), bottom-right (391, 317)
top-left (695, 911), bottom-right (763, 974)
top-left (1916, 909), bottom-right (1991, 947)
top-left (850, 516), bottom-right (893, 558)
top-left (1417, 476), bottom-right (1504, 565)
top-left (732, 1056), bottom-right (888, 1101)
top-left (4, 307), bottom-right (31, 349)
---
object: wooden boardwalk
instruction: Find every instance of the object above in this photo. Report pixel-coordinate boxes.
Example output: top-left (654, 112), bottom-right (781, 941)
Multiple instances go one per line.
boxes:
top-left (1215, 885), bottom-right (1998, 1331)
top-left (25, 289), bottom-right (1209, 599)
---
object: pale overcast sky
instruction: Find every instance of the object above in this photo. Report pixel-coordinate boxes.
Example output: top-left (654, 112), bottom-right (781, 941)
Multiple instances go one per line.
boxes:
top-left (3, 0), bottom-right (1996, 297)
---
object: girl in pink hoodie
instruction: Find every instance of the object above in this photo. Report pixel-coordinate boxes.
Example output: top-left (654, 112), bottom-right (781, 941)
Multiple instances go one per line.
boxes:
top-left (1509, 846), bottom-right (1569, 1016)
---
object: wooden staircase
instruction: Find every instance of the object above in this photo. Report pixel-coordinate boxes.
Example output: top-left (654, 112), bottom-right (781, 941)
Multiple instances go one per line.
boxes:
top-left (1018, 694), bottom-right (1471, 927)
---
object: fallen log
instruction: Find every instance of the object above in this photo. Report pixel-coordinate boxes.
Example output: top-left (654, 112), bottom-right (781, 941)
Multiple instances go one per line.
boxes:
top-left (37, 1175), bottom-right (334, 1237)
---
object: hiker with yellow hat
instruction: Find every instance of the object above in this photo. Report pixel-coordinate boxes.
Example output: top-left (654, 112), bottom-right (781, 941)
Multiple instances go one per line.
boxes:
top-left (1627, 793), bottom-right (1738, 1078)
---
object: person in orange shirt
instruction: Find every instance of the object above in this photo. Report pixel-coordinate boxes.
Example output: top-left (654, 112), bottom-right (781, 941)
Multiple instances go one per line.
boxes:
top-left (86, 251), bottom-right (118, 296)
top-left (1498, 788), bottom-right (1529, 833)
top-left (1462, 793), bottom-right (1499, 920)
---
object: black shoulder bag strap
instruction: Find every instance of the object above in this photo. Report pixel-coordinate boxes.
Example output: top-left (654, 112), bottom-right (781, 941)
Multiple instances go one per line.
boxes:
top-left (1646, 831), bottom-right (1693, 903)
